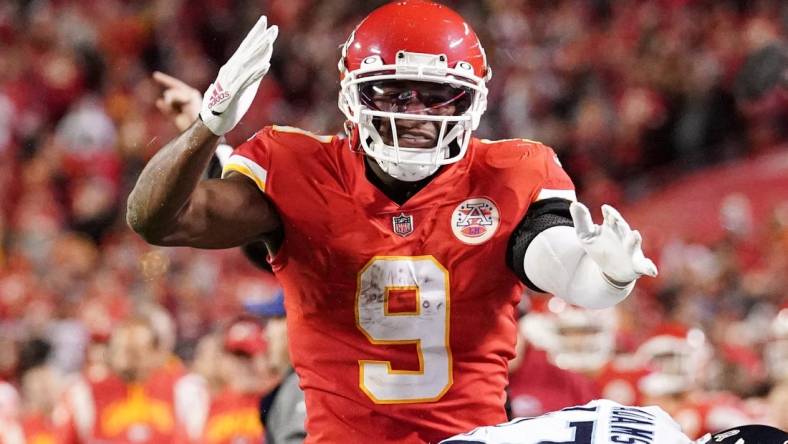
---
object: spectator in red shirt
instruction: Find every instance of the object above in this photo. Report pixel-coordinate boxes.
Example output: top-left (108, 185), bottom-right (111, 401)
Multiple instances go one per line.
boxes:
top-left (174, 317), bottom-right (274, 444)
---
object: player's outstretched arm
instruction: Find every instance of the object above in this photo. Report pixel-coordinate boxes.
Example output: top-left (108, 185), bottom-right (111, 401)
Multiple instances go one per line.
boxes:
top-left (521, 202), bottom-right (657, 309)
top-left (127, 16), bottom-right (280, 248)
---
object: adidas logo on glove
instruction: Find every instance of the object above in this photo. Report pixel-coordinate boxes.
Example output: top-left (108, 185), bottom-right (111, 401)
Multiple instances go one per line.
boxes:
top-left (207, 83), bottom-right (231, 110)
top-left (198, 15), bottom-right (278, 135)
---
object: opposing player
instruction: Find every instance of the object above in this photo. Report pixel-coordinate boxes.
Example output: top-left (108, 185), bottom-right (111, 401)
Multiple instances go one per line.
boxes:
top-left (439, 399), bottom-right (788, 444)
top-left (127, 2), bottom-right (657, 442)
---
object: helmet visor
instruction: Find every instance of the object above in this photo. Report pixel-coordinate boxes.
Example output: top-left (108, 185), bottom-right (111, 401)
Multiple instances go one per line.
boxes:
top-left (359, 80), bottom-right (473, 115)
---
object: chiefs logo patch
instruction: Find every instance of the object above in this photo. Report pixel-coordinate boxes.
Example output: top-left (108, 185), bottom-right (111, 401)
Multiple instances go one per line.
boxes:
top-left (451, 198), bottom-right (500, 245)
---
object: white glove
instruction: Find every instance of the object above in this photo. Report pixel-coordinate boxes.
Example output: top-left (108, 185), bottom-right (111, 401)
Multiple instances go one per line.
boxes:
top-left (200, 16), bottom-right (278, 136)
top-left (570, 202), bottom-right (658, 286)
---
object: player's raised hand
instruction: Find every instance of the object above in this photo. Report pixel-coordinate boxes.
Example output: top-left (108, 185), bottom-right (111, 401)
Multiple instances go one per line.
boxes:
top-left (570, 202), bottom-right (658, 286)
top-left (153, 71), bottom-right (202, 132)
top-left (199, 16), bottom-right (279, 136)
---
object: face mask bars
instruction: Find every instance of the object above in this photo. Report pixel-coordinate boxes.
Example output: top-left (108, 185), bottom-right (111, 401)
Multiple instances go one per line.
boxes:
top-left (340, 71), bottom-right (486, 172)
top-left (358, 109), bottom-right (472, 167)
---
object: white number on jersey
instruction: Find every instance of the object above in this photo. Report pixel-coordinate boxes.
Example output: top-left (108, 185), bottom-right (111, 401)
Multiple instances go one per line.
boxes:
top-left (356, 256), bottom-right (452, 403)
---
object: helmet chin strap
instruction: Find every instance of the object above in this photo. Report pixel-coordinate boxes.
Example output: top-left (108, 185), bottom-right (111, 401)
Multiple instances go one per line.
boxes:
top-left (374, 156), bottom-right (440, 182)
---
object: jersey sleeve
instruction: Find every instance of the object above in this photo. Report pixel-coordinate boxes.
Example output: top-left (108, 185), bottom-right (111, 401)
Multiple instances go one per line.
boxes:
top-left (220, 127), bottom-right (274, 194)
top-left (506, 144), bottom-right (576, 292)
top-left (532, 145), bottom-right (576, 202)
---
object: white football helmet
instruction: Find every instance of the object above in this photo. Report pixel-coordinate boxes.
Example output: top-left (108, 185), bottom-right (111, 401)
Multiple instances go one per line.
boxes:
top-left (637, 328), bottom-right (712, 397)
top-left (521, 298), bottom-right (617, 373)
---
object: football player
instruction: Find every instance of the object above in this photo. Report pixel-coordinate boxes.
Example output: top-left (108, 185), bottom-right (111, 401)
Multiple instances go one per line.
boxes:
top-left (439, 399), bottom-right (787, 444)
top-left (507, 300), bottom-right (602, 418)
top-left (520, 298), bottom-right (618, 375)
top-left (127, 2), bottom-right (657, 442)
top-left (520, 302), bottom-right (651, 406)
top-left (173, 317), bottom-right (272, 444)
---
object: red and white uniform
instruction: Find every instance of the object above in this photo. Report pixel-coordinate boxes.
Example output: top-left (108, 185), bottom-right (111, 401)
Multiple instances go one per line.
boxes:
top-left (1, 411), bottom-right (75, 444)
top-left (0, 418), bottom-right (24, 444)
top-left (0, 382), bottom-right (21, 444)
top-left (0, 381), bottom-right (20, 421)
top-left (20, 413), bottom-right (65, 444)
top-left (508, 346), bottom-right (599, 417)
top-left (173, 374), bottom-right (265, 444)
top-left (59, 363), bottom-right (185, 444)
top-left (0, 384), bottom-right (67, 444)
top-left (222, 126), bottom-right (575, 443)
top-left (199, 390), bottom-right (263, 444)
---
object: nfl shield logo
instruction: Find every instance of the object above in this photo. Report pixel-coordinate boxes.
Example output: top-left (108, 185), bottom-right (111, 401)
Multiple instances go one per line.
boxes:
top-left (392, 213), bottom-right (414, 237)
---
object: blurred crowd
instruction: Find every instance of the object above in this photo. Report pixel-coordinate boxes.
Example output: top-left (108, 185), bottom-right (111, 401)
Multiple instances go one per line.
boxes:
top-left (0, 0), bottom-right (785, 442)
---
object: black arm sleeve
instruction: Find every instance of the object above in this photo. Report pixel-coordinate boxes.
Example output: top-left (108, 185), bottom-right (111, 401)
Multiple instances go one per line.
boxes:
top-left (506, 198), bottom-right (574, 293)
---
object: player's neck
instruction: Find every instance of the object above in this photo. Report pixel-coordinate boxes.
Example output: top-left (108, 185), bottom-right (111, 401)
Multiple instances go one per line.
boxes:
top-left (364, 156), bottom-right (438, 205)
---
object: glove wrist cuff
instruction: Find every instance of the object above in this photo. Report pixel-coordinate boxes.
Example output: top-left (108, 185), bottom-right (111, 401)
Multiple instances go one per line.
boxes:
top-left (602, 272), bottom-right (634, 290)
top-left (198, 110), bottom-right (226, 136)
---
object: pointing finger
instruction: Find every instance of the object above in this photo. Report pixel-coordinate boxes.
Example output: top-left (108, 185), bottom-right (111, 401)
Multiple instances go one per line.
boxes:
top-left (163, 88), bottom-right (197, 108)
top-left (152, 71), bottom-right (190, 90)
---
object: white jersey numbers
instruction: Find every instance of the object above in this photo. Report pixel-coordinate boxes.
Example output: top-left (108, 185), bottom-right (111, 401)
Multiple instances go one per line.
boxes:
top-left (355, 256), bottom-right (452, 403)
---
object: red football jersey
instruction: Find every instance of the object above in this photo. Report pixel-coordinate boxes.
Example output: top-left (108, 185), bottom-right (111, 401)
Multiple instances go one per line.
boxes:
top-left (223, 126), bottom-right (575, 443)
top-left (200, 389), bottom-right (264, 444)
top-left (508, 346), bottom-right (599, 417)
top-left (21, 413), bottom-right (65, 444)
top-left (60, 363), bottom-right (185, 444)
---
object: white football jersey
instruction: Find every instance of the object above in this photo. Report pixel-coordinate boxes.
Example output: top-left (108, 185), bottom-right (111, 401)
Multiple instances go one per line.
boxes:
top-left (441, 399), bottom-right (693, 444)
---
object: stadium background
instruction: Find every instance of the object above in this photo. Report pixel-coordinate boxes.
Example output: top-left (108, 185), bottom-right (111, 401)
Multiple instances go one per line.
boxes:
top-left (0, 0), bottom-right (785, 441)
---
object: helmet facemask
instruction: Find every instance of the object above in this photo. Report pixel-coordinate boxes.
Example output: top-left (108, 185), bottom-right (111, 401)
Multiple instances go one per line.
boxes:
top-left (339, 51), bottom-right (489, 182)
top-left (520, 305), bottom-right (617, 374)
top-left (636, 331), bottom-right (711, 397)
top-left (553, 323), bottom-right (615, 373)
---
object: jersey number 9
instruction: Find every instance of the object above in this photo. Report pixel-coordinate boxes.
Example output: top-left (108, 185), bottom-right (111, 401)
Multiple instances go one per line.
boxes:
top-left (355, 256), bottom-right (452, 403)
